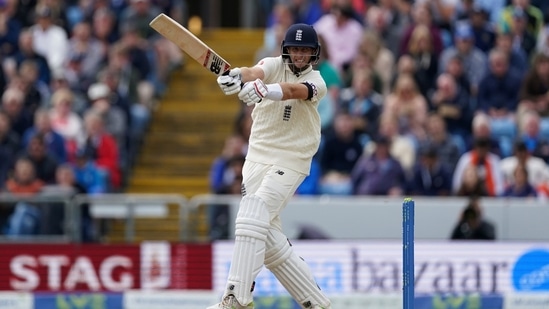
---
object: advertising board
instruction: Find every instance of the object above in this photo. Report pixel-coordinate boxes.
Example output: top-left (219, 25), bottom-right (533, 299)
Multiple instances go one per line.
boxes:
top-left (213, 241), bottom-right (549, 296)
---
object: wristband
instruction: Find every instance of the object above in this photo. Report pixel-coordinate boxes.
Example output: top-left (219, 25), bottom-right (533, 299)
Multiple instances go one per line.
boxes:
top-left (265, 83), bottom-right (283, 101)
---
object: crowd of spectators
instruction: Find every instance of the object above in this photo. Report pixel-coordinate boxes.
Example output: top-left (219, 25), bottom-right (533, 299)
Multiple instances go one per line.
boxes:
top-left (0, 0), bottom-right (185, 238)
top-left (211, 0), bottom-right (549, 203)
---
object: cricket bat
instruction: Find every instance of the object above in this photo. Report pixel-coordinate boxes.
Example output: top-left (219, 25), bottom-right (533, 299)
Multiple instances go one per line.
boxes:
top-left (149, 13), bottom-right (231, 76)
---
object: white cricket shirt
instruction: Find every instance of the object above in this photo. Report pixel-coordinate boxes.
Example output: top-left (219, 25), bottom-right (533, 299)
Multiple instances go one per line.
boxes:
top-left (246, 56), bottom-right (327, 175)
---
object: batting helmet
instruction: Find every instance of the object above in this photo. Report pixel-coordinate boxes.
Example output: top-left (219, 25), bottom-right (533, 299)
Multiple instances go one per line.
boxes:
top-left (281, 23), bottom-right (320, 63)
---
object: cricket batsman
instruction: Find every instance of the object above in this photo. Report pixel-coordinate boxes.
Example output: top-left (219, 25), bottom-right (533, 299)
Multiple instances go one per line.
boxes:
top-left (208, 23), bottom-right (331, 309)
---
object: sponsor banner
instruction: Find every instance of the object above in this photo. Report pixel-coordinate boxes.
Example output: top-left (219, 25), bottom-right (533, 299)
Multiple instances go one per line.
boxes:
top-left (123, 290), bottom-right (217, 309)
top-left (212, 241), bottom-right (549, 295)
top-left (415, 293), bottom-right (504, 309)
top-left (0, 244), bottom-right (140, 292)
top-left (0, 243), bottom-right (212, 292)
top-left (170, 244), bottom-right (212, 290)
top-left (0, 292), bottom-right (33, 309)
top-left (504, 293), bottom-right (549, 309)
top-left (141, 242), bottom-right (171, 290)
top-left (33, 292), bottom-right (123, 309)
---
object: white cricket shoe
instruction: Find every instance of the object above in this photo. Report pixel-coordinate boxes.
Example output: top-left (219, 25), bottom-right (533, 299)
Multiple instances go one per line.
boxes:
top-left (206, 295), bottom-right (254, 309)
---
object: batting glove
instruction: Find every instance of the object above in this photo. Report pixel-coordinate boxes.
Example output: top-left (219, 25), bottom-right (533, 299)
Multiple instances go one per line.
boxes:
top-left (217, 68), bottom-right (242, 95)
top-left (238, 78), bottom-right (269, 105)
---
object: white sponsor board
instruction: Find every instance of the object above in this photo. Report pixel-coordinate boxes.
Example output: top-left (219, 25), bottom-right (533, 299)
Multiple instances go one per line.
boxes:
top-left (0, 292), bottom-right (32, 309)
top-left (329, 294), bottom-right (401, 309)
top-left (504, 293), bottom-right (549, 309)
top-left (213, 241), bottom-right (549, 295)
top-left (123, 290), bottom-right (218, 309)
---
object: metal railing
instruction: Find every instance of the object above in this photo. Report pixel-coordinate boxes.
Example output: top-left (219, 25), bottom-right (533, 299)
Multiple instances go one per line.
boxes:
top-left (1, 193), bottom-right (548, 243)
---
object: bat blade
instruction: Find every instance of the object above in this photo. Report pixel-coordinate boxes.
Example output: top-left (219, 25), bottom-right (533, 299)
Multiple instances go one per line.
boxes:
top-left (149, 13), bottom-right (231, 76)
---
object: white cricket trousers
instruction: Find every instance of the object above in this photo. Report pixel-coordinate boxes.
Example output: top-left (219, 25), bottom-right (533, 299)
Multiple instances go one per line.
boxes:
top-left (241, 160), bottom-right (305, 231)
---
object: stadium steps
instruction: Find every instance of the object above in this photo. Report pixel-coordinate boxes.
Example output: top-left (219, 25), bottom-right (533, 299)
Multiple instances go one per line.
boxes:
top-left (104, 29), bottom-right (264, 243)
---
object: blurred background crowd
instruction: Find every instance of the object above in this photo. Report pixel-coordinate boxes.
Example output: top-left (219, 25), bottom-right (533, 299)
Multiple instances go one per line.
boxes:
top-left (0, 0), bottom-right (186, 237)
top-left (212, 0), bottom-right (549, 202)
top-left (1, 0), bottom-right (549, 239)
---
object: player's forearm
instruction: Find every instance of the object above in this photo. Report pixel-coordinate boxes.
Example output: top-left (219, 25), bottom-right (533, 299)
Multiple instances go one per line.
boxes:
top-left (278, 82), bottom-right (310, 100)
top-left (240, 67), bottom-right (264, 83)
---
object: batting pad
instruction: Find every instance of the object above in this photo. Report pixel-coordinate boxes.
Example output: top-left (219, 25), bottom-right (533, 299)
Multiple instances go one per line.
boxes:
top-left (226, 194), bottom-right (271, 306)
top-left (264, 229), bottom-right (331, 309)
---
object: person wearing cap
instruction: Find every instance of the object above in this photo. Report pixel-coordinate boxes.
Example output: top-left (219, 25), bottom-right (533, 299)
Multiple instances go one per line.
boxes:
top-left (439, 22), bottom-right (487, 95)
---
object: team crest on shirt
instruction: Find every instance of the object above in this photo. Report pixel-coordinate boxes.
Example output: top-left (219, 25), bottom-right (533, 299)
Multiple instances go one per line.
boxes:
top-left (283, 105), bottom-right (292, 121)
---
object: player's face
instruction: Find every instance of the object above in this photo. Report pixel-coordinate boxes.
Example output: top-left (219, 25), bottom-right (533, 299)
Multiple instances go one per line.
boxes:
top-left (288, 46), bottom-right (314, 68)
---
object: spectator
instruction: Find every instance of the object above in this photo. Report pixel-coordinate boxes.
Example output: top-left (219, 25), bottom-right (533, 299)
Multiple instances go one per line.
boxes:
top-left (1, 86), bottom-right (33, 137)
top-left (2, 157), bottom-right (45, 236)
top-left (399, 3), bottom-right (444, 58)
top-left (419, 113), bottom-right (462, 173)
top-left (503, 163), bottom-right (538, 197)
top-left (466, 113), bottom-right (503, 157)
top-left (71, 149), bottom-right (109, 194)
top-left (260, 2), bottom-right (294, 61)
top-left (118, 22), bottom-right (153, 84)
top-left (364, 0), bottom-right (413, 56)
top-left (371, 114), bottom-right (417, 175)
top-left (442, 54), bottom-right (473, 97)
top-left (453, 137), bottom-right (505, 197)
top-left (439, 22), bottom-right (487, 95)
top-left (407, 144), bottom-right (452, 196)
top-left (351, 135), bottom-right (406, 196)
top-left (119, 0), bottom-right (182, 85)
top-left (517, 53), bottom-right (549, 117)
top-left (499, 0), bottom-right (543, 39)
top-left (289, 0), bottom-right (324, 26)
top-left (22, 107), bottom-right (67, 163)
top-left (358, 29), bottom-right (395, 97)
top-left (0, 111), bottom-right (20, 184)
top-left (509, 7), bottom-right (537, 59)
top-left (11, 60), bottom-right (47, 117)
top-left (428, 73), bottom-right (473, 142)
top-left (67, 21), bottom-right (105, 81)
top-left (64, 21), bottom-right (104, 95)
top-left (518, 111), bottom-right (549, 163)
top-left (404, 24), bottom-right (438, 96)
top-left (29, 6), bottom-right (69, 76)
top-left (455, 164), bottom-right (488, 197)
top-left (42, 164), bottom-right (97, 241)
top-left (91, 7), bottom-right (119, 58)
top-left (338, 69), bottom-right (383, 139)
top-left (383, 73), bottom-right (428, 141)
top-left (0, 0), bottom-right (22, 58)
top-left (87, 82), bottom-right (127, 156)
top-left (450, 199), bottom-right (496, 240)
top-left (500, 140), bottom-right (549, 189)
top-left (469, 6), bottom-right (496, 54)
top-left (494, 30), bottom-right (529, 78)
top-left (318, 112), bottom-right (363, 195)
top-left (81, 110), bottom-right (121, 190)
top-left (48, 88), bottom-right (85, 162)
top-left (209, 133), bottom-right (247, 195)
top-left (314, 1), bottom-right (364, 73)
top-left (19, 134), bottom-right (59, 184)
top-left (477, 49), bottom-right (523, 147)
top-left (12, 28), bottom-right (51, 85)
